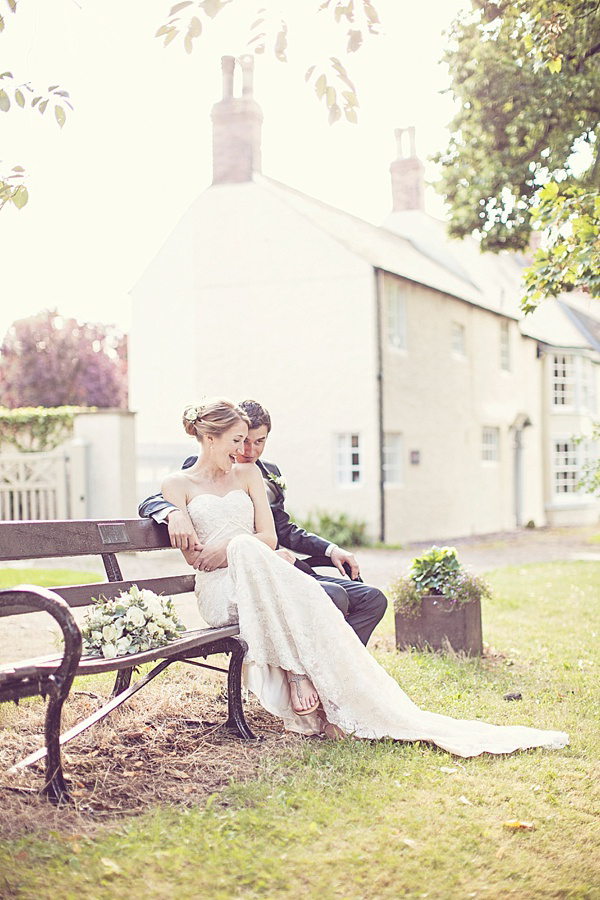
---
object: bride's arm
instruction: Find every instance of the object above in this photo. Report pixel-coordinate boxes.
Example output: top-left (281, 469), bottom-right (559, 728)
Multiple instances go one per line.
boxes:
top-left (161, 473), bottom-right (203, 567)
top-left (245, 466), bottom-right (277, 550)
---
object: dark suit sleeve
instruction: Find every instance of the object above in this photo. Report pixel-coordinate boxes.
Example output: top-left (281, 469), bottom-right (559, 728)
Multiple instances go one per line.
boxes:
top-left (272, 503), bottom-right (331, 555)
top-left (264, 463), bottom-right (331, 556)
top-left (138, 455), bottom-right (197, 521)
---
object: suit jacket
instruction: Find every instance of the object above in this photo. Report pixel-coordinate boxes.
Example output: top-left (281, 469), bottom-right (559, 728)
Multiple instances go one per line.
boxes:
top-left (138, 456), bottom-right (330, 558)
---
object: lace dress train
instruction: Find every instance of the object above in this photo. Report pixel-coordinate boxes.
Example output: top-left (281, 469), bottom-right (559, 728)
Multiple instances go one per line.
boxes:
top-left (190, 491), bottom-right (568, 757)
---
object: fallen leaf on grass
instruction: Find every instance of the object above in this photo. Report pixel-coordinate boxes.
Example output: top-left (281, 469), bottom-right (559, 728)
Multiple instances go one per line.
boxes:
top-left (100, 857), bottom-right (122, 874)
top-left (458, 795), bottom-right (472, 805)
top-left (503, 819), bottom-right (535, 831)
top-left (496, 846), bottom-right (506, 859)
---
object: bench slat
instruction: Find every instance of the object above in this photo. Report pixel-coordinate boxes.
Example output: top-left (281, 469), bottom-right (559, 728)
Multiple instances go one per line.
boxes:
top-left (0, 623), bottom-right (241, 683)
top-left (0, 518), bottom-right (172, 560)
top-left (0, 575), bottom-right (198, 616)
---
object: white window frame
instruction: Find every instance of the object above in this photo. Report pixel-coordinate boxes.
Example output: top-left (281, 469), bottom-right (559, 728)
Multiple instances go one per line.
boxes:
top-left (383, 433), bottom-right (403, 485)
top-left (385, 280), bottom-right (407, 351)
top-left (552, 354), bottom-right (598, 413)
top-left (482, 426), bottom-right (500, 463)
top-left (552, 437), bottom-right (598, 499)
top-left (451, 321), bottom-right (466, 358)
top-left (500, 320), bottom-right (510, 371)
top-left (553, 439), bottom-right (581, 497)
top-left (335, 433), bottom-right (362, 486)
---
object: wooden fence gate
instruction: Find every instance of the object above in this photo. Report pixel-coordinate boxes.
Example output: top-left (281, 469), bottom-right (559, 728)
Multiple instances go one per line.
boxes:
top-left (0, 449), bottom-right (69, 520)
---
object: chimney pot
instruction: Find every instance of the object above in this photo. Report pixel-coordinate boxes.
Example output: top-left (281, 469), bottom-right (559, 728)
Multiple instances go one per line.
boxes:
top-left (390, 126), bottom-right (425, 212)
top-left (211, 55), bottom-right (263, 184)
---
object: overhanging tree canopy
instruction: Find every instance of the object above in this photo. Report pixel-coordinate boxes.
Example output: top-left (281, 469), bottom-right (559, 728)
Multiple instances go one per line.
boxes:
top-left (437, 0), bottom-right (600, 308)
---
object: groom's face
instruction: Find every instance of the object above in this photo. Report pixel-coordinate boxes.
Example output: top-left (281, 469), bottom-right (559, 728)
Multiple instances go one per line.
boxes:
top-left (237, 425), bottom-right (269, 464)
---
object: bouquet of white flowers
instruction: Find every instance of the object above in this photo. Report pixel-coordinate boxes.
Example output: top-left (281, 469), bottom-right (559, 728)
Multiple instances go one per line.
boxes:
top-left (81, 584), bottom-right (185, 659)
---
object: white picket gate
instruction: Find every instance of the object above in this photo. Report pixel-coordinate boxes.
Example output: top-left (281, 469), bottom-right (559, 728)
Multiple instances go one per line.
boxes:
top-left (0, 449), bottom-right (70, 521)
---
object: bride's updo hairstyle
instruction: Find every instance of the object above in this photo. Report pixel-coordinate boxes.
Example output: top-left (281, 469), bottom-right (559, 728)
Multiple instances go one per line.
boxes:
top-left (182, 398), bottom-right (250, 442)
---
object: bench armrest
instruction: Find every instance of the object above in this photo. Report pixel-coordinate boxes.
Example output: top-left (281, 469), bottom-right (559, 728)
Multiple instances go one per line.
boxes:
top-left (0, 585), bottom-right (83, 688)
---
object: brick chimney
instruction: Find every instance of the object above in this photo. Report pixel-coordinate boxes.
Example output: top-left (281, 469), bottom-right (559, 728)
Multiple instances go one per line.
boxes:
top-left (211, 55), bottom-right (263, 184)
top-left (390, 126), bottom-right (425, 212)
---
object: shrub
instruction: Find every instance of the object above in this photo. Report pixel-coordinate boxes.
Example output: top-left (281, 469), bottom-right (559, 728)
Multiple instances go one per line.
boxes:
top-left (294, 509), bottom-right (370, 547)
top-left (389, 545), bottom-right (491, 615)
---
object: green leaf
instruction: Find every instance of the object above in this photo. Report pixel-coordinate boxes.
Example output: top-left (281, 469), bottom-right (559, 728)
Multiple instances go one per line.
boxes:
top-left (547, 56), bottom-right (562, 73)
top-left (14, 88), bottom-right (24, 107)
top-left (55, 104), bottom-right (66, 128)
top-left (347, 29), bottom-right (362, 52)
top-left (199, 0), bottom-right (229, 19)
top-left (315, 74), bottom-right (327, 100)
top-left (38, 98), bottom-right (48, 114)
top-left (344, 106), bottom-right (358, 123)
top-left (6, 0), bottom-right (17, 12)
top-left (0, 15), bottom-right (4, 33)
top-left (539, 181), bottom-right (559, 202)
top-left (274, 22), bottom-right (288, 62)
top-left (305, 65), bottom-right (316, 82)
top-left (12, 185), bottom-right (28, 210)
top-left (48, 84), bottom-right (59, 92)
top-left (169, 0), bottom-right (193, 13)
top-left (0, 89), bottom-right (10, 112)
top-left (326, 85), bottom-right (336, 108)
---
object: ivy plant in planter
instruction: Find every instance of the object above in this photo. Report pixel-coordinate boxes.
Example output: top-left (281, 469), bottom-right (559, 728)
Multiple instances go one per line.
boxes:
top-left (389, 546), bottom-right (490, 655)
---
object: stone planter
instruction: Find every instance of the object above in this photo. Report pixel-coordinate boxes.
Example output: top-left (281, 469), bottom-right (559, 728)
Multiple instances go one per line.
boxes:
top-left (395, 594), bottom-right (483, 656)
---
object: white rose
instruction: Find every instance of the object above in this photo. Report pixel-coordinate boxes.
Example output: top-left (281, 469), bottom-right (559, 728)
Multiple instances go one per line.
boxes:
top-left (102, 642), bottom-right (118, 659)
top-left (116, 635), bottom-right (132, 654)
top-left (146, 621), bottom-right (160, 635)
top-left (102, 624), bottom-right (118, 643)
top-left (144, 596), bottom-right (163, 616)
top-left (125, 605), bottom-right (146, 627)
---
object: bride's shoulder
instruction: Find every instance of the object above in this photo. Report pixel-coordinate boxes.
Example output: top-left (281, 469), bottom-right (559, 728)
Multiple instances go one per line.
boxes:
top-left (233, 462), bottom-right (262, 490)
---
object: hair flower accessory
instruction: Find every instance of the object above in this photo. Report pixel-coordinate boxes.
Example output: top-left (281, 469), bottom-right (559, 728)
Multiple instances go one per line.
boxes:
top-left (81, 585), bottom-right (185, 658)
top-left (267, 472), bottom-right (287, 492)
top-left (184, 405), bottom-right (200, 423)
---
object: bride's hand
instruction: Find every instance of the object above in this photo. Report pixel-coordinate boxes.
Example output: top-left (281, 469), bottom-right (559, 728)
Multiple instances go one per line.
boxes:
top-left (167, 509), bottom-right (201, 551)
top-left (196, 539), bottom-right (229, 572)
top-left (275, 548), bottom-right (297, 566)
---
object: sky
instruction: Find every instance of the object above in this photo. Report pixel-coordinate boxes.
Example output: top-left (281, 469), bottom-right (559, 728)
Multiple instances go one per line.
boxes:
top-left (0, 0), bottom-right (469, 341)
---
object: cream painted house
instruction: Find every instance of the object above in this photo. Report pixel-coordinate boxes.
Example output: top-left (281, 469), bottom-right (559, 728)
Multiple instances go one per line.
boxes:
top-left (129, 57), bottom-right (600, 543)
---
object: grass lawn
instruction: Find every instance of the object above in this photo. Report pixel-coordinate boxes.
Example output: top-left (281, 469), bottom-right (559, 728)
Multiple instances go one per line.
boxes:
top-left (0, 561), bottom-right (599, 899)
top-left (0, 569), bottom-right (102, 590)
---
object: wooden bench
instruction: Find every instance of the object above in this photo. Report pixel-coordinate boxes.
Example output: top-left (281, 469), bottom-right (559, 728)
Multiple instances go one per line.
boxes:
top-left (0, 517), bottom-right (256, 803)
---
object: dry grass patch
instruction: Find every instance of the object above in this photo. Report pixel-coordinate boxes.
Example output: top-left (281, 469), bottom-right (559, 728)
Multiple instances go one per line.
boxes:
top-left (0, 664), bottom-right (302, 839)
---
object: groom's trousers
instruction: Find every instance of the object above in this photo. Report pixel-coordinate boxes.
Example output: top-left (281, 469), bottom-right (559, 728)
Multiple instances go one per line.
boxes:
top-left (311, 575), bottom-right (387, 647)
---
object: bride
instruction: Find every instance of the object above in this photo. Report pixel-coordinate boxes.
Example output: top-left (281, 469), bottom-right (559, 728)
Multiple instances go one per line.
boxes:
top-left (162, 397), bottom-right (568, 757)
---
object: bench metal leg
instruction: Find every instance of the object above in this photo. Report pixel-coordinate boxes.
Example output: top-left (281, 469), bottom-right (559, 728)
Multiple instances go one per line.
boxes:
top-left (224, 637), bottom-right (256, 740)
top-left (42, 676), bottom-right (70, 803)
top-left (111, 667), bottom-right (133, 696)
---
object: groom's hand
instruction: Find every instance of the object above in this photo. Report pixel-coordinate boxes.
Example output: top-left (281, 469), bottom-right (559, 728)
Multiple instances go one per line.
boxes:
top-left (166, 509), bottom-right (201, 551)
top-left (330, 546), bottom-right (360, 580)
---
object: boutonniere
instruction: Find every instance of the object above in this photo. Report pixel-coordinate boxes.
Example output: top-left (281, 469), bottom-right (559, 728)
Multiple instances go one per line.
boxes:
top-left (267, 472), bottom-right (287, 492)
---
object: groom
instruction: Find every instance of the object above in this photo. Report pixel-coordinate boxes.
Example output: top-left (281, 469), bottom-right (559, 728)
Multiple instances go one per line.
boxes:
top-left (138, 399), bottom-right (387, 646)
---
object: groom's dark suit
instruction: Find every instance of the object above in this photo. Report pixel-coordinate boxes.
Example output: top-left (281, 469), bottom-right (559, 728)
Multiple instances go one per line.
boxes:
top-left (138, 456), bottom-right (387, 646)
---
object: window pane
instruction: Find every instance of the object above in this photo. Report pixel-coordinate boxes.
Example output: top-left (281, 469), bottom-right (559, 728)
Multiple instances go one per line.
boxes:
top-left (451, 322), bottom-right (466, 356)
top-left (386, 280), bottom-right (406, 350)
top-left (482, 427), bottom-right (500, 462)
top-left (500, 321), bottom-right (510, 371)
top-left (335, 433), bottom-right (361, 485)
top-left (383, 433), bottom-right (402, 484)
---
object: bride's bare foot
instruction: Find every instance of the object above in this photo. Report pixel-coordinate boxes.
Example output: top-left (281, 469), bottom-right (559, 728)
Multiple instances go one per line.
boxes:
top-left (287, 673), bottom-right (320, 716)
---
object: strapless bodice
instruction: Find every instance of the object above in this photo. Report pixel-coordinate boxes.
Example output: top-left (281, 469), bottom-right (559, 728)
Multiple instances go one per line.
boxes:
top-left (187, 489), bottom-right (254, 545)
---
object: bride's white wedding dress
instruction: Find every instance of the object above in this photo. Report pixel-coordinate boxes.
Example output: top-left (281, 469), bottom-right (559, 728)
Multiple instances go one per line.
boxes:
top-left (190, 491), bottom-right (568, 757)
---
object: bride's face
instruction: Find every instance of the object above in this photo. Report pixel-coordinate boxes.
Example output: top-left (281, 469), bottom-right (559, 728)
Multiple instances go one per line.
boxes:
top-left (210, 422), bottom-right (248, 473)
